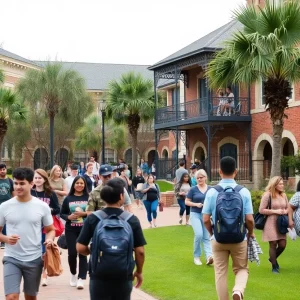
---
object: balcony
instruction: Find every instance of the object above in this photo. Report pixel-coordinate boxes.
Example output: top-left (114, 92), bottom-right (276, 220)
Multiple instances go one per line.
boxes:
top-left (155, 97), bottom-right (251, 129)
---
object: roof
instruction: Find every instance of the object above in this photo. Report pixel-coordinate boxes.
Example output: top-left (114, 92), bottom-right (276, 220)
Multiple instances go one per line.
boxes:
top-left (0, 48), bottom-right (38, 66)
top-left (36, 61), bottom-right (153, 90)
top-left (149, 20), bottom-right (242, 70)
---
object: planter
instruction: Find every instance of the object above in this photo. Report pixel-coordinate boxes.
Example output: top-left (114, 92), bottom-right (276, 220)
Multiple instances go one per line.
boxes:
top-left (160, 191), bottom-right (175, 207)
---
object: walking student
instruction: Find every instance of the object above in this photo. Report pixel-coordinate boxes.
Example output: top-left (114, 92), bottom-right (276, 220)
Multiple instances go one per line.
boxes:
top-left (259, 176), bottom-right (289, 273)
top-left (76, 178), bottom-right (146, 300)
top-left (174, 160), bottom-right (188, 184)
top-left (0, 162), bottom-right (15, 249)
top-left (31, 168), bottom-right (60, 287)
top-left (0, 167), bottom-right (55, 300)
top-left (185, 169), bottom-right (212, 265)
top-left (60, 175), bottom-right (89, 289)
top-left (175, 173), bottom-right (191, 225)
top-left (132, 168), bottom-right (145, 208)
top-left (203, 157), bottom-right (254, 300)
top-left (141, 174), bottom-right (161, 228)
top-left (49, 165), bottom-right (68, 207)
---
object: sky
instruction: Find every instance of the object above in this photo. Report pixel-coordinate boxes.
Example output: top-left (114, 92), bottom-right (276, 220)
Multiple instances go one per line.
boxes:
top-left (0, 0), bottom-right (246, 66)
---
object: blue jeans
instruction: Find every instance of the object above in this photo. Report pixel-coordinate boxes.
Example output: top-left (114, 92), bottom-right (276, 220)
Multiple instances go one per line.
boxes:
top-left (143, 200), bottom-right (158, 222)
top-left (177, 199), bottom-right (190, 216)
top-left (2, 225), bottom-right (6, 236)
top-left (190, 212), bottom-right (212, 259)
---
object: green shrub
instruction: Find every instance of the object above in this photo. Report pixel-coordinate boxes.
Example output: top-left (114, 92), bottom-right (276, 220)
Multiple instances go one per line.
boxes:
top-left (6, 168), bottom-right (12, 175)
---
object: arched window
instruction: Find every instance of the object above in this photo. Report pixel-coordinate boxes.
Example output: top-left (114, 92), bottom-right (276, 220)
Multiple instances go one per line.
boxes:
top-left (34, 148), bottom-right (48, 170)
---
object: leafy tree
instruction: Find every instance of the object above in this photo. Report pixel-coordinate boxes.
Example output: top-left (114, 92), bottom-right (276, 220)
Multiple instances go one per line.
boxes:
top-left (17, 62), bottom-right (93, 167)
top-left (0, 88), bottom-right (26, 155)
top-left (74, 113), bottom-right (127, 162)
top-left (207, 0), bottom-right (300, 177)
top-left (106, 72), bottom-right (154, 174)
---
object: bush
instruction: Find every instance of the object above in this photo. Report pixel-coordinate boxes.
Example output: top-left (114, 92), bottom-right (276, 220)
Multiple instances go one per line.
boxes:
top-left (6, 168), bottom-right (12, 175)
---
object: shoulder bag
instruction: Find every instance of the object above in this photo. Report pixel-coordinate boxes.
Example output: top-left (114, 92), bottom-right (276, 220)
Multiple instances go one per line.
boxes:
top-left (254, 196), bottom-right (271, 230)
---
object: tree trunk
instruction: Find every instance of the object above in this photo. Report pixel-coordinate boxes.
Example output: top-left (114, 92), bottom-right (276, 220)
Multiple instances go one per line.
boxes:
top-left (0, 134), bottom-right (5, 160)
top-left (270, 120), bottom-right (283, 178)
top-left (131, 130), bottom-right (138, 176)
top-left (49, 115), bottom-right (55, 168)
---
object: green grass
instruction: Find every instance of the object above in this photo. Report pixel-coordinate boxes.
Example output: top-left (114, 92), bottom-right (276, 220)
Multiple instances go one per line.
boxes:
top-left (156, 180), bottom-right (174, 192)
top-left (141, 226), bottom-right (300, 300)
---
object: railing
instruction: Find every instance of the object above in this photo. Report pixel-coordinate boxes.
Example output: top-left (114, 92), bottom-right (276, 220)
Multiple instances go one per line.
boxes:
top-left (156, 158), bottom-right (178, 180)
top-left (155, 97), bottom-right (250, 124)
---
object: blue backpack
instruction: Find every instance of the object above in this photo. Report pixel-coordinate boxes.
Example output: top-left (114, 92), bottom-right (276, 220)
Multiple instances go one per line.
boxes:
top-left (91, 210), bottom-right (135, 279)
top-left (213, 185), bottom-right (246, 244)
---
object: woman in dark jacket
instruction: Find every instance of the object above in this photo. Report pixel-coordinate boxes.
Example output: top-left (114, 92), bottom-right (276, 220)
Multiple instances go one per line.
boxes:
top-left (132, 168), bottom-right (145, 208)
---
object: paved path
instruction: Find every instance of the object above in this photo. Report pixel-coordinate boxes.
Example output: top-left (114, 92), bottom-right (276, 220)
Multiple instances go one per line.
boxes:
top-left (0, 204), bottom-right (180, 300)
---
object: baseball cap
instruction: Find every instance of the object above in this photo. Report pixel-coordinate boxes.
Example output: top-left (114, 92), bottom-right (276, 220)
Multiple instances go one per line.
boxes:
top-left (190, 164), bottom-right (197, 169)
top-left (99, 164), bottom-right (113, 176)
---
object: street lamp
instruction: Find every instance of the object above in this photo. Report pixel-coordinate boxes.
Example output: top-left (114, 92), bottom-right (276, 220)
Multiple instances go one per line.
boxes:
top-left (99, 99), bottom-right (106, 164)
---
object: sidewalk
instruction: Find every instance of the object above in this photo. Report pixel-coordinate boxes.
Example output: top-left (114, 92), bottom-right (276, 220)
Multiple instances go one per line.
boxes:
top-left (0, 205), bottom-right (179, 300)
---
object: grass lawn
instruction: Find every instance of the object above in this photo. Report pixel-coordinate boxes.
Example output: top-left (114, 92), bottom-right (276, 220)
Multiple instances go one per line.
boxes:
top-left (156, 180), bottom-right (174, 192)
top-left (141, 226), bottom-right (299, 300)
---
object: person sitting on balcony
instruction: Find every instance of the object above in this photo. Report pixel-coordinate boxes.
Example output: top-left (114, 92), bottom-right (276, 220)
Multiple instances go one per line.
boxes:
top-left (216, 89), bottom-right (226, 116)
top-left (223, 87), bottom-right (235, 116)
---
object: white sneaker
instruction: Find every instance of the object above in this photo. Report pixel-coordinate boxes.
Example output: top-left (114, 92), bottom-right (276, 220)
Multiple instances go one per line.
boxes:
top-left (206, 256), bottom-right (214, 265)
top-left (41, 278), bottom-right (48, 286)
top-left (232, 290), bottom-right (242, 300)
top-left (76, 278), bottom-right (84, 290)
top-left (70, 274), bottom-right (77, 287)
top-left (194, 258), bottom-right (202, 265)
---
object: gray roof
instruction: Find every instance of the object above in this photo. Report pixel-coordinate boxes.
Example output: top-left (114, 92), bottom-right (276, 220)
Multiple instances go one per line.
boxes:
top-left (0, 48), bottom-right (38, 66)
top-left (150, 20), bottom-right (242, 70)
top-left (36, 61), bottom-right (153, 90)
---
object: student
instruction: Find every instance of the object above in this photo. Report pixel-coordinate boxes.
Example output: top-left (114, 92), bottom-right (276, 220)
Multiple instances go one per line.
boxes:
top-left (203, 157), bottom-right (254, 300)
top-left (76, 178), bottom-right (146, 300)
top-left (49, 165), bottom-right (68, 207)
top-left (175, 161), bottom-right (188, 183)
top-left (0, 167), bottom-right (55, 300)
top-left (64, 165), bottom-right (79, 192)
top-left (60, 175), bottom-right (89, 289)
top-left (0, 162), bottom-right (15, 249)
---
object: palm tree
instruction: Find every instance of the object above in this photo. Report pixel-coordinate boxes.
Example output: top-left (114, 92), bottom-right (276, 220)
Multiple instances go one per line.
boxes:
top-left (207, 0), bottom-right (300, 177)
top-left (0, 88), bottom-right (26, 154)
top-left (105, 72), bottom-right (154, 174)
top-left (17, 62), bottom-right (93, 167)
top-left (74, 113), bottom-right (127, 162)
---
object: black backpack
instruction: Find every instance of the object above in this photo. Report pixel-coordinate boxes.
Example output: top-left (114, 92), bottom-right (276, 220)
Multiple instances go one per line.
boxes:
top-left (91, 210), bottom-right (135, 279)
top-left (213, 185), bottom-right (246, 244)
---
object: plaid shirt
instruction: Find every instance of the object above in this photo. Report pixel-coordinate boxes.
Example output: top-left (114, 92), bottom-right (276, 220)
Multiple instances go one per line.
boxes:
top-left (248, 237), bottom-right (263, 265)
top-left (289, 192), bottom-right (300, 236)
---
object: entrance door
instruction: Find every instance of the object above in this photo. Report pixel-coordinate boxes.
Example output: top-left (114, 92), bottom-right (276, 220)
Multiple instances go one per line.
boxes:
top-left (220, 143), bottom-right (237, 161)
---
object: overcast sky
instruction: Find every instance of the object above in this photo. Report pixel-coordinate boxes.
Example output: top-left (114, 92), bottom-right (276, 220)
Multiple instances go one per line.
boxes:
top-left (1, 0), bottom-right (246, 65)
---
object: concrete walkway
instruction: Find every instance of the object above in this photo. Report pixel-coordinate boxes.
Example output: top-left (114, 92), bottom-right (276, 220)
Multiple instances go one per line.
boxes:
top-left (0, 204), bottom-right (180, 300)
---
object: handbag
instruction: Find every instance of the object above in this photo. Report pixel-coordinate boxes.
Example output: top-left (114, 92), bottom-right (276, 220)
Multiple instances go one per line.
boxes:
top-left (44, 243), bottom-right (63, 277)
top-left (159, 202), bottom-right (164, 212)
top-left (43, 216), bottom-right (65, 237)
top-left (277, 215), bottom-right (289, 234)
top-left (57, 234), bottom-right (68, 250)
top-left (254, 196), bottom-right (271, 230)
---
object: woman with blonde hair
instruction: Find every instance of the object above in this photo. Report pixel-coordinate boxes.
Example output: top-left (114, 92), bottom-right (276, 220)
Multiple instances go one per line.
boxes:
top-left (49, 165), bottom-right (68, 206)
top-left (185, 169), bottom-right (213, 266)
top-left (259, 176), bottom-right (289, 273)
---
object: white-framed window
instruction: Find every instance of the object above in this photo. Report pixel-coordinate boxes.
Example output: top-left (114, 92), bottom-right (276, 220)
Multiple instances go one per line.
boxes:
top-left (105, 148), bottom-right (115, 163)
top-left (73, 150), bottom-right (89, 164)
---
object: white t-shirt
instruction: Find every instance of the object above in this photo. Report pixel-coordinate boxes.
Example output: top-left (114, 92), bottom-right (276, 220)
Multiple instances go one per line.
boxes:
top-left (0, 197), bottom-right (53, 261)
top-left (65, 176), bottom-right (76, 192)
top-left (92, 162), bottom-right (100, 176)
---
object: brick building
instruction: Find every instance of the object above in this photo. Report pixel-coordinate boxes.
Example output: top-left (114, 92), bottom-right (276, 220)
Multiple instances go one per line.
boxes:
top-left (0, 48), bottom-right (155, 169)
top-left (150, 0), bottom-right (299, 189)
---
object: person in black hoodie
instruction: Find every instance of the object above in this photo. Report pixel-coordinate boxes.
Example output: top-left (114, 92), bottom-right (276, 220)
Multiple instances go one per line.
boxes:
top-left (31, 168), bottom-right (60, 287)
top-left (60, 175), bottom-right (89, 290)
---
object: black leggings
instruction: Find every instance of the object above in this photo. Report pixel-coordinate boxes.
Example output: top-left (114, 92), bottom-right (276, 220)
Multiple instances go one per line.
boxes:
top-left (269, 239), bottom-right (286, 266)
top-left (65, 229), bottom-right (88, 279)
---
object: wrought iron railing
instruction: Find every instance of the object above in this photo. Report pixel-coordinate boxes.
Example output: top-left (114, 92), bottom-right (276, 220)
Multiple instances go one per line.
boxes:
top-left (155, 97), bottom-right (250, 124)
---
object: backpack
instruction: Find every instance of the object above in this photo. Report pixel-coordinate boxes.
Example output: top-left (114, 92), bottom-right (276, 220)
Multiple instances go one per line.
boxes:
top-left (213, 185), bottom-right (246, 244)
top-left (91, 210), bottom-right (135, 279)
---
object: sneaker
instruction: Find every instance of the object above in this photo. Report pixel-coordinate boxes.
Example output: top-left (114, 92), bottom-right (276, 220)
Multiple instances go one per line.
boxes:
top-left (70, 274), bottom-right (77, 287)
top-left (206, 256), bottom-right (214, 265)
top-left (0, 242), bottom-right (5, 249)
top-left (76, 278), bottom-right (84, 290)
top-left (41, 278), bottom-right (48, 287)
top-left (194, 258), bottom-right (202, 265)
top-left (186, 223), bottom-right (190, 226)
top-left (232, 290), bottom-right (242, 300)
top-left (269, 258), bottom-right (280, 270)
top-left (272, 267), bottom-right (279, 274)
top-left (179, 219), bottom-right (183, 225)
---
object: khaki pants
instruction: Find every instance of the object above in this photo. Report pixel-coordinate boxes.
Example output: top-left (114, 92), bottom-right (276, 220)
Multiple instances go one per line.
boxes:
top-left (212, 240), bottom-right (249, 300)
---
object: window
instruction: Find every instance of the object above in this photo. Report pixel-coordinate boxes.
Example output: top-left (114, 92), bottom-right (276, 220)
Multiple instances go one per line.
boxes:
top-left (73, 150), bottom-right (89, 164)
top-left (198, 78), bottom-right (208, 99)
top-left (172, 87), bottom-right (180, 106)
top-left (105, 148), bottom-right (115, 163)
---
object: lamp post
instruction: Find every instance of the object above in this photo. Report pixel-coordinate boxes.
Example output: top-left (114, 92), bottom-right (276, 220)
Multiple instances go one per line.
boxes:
top-left (99, 99), bottom-right (106, 164)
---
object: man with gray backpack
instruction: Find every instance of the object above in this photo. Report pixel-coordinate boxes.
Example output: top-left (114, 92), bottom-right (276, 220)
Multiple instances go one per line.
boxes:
top-left (203, 156), bottom-right (254, 300)
top-left (76, 178), bottom-right (146, 300)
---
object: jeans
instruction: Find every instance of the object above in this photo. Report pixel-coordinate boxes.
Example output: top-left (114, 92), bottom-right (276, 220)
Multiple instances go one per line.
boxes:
top-left (212, 240), bottom-right (248, 300)
top-left (2, 224), bottom-right (6, 235)
top-left (143, 199), bottom-right (158, 222)
top-left (65, 229), bottom-right (88, 279)
top-left (177, 199), bottom-right (190, 216)
top-left (190, 212), bottom-right (212, 259)
top-left (90, 279), bottom-right (132, 300)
